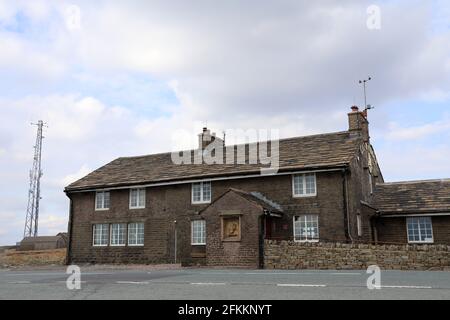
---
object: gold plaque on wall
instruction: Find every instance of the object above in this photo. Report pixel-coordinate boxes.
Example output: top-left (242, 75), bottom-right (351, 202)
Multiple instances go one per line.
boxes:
top-left (222, 216), bottom-right (241, 241)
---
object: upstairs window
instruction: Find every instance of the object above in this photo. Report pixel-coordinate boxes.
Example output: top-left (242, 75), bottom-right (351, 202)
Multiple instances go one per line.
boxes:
top-left (293, 173), bottom-right (317, 197)
top-left (130, 188), bottom-right (146, 209)
top-left (192, 181), bottom-right (211, 204)
top-left (294, 215), bottom-right (319, 242)
top-left (95, 191), bottom-right (110, 211)
top-left (407, 217), bottom-right (433, 244)
top-left (191, 220), bottom-right (206, 245)
top-left (93, 224), bottom-right (109, 246)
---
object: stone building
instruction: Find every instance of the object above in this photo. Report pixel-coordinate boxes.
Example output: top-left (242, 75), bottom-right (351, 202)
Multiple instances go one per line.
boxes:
top-left (64, 107), bottom-right (450, 268)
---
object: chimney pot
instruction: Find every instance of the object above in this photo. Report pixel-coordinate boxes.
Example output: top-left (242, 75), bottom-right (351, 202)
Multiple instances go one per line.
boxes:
top-left (351, 106), bottom-right (359, 112)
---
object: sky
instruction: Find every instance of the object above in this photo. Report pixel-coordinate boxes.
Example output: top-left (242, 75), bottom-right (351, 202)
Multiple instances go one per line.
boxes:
top-left (0, 0), bottom-right (449, 245)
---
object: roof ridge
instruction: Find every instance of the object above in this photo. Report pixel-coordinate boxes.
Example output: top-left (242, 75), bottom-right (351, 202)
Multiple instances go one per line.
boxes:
top-left (376, 178), bottom-right (450, 186)
top-left (118, 130), bottom-right (351, 160)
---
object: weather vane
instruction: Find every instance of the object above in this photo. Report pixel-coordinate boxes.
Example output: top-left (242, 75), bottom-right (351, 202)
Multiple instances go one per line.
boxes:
top-left (359, 76), bottom-right (374, 111)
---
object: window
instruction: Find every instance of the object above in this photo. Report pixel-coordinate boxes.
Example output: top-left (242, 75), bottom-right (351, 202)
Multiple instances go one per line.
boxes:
top-left (293, 174), bottom-right (317, 197)
top-left (128, 223), bottom-right (145, 246)
top-left (357, 215), bottom-right (363, 237)
top-left (93, 224), bottom-right (109, 246)
top-left (368, 173), bottom-right (373, 194)
top-left (192, 181), bottom-right (211, 204)
top-left (130, 188), bottom-right (146, 209)
top-left (293, 215), bottom-right (319, 242)
top-left (110, 223), bottom-right (126, 246)
top-left (95, 191), bottom-right (110, 210)
top-left (407, 217), bottom-right (433, 243)
top-left (191, 220), bottom-right (206, 245)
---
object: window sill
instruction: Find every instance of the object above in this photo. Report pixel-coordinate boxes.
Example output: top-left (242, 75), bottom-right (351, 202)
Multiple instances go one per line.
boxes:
top-left (129, 207), bottom-right (146, 210)
top-left (292, 194), bottom-right (317, 198)
top-left (128, 244), bottom-right (145, 247)
top-left (110, 244), bottom-right (126, 247)
top-left (93, 245), bottom-right (108, 247)
top-left (95, 208), bottom-right (110, 212)
top-left (191, 243), bottom-right (206, 246)
top-left (192, 202), bottom-right (211, 205)
top-left (408, 241), bottom-right (434, 244)
top-left (294, 240), bottom-right (319, 243)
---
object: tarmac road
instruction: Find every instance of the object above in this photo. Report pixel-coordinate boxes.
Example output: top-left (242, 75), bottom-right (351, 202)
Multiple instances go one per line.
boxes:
top-left (0, 267), bottom-right (449, 300)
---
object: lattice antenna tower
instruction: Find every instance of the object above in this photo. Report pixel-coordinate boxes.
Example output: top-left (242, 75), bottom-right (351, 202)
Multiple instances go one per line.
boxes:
top-left (24, 120), bottom-right (46, 238)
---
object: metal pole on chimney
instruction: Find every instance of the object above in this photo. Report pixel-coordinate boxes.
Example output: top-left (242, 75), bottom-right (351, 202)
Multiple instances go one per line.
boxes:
top-left (359, 76), bottom-right (372, 110)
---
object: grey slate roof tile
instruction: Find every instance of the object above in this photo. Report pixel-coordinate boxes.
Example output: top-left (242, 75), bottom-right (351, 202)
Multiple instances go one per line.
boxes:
top-left (65, 131), bottom-right (359, 191)
top-left (374, 179), bottom-right (450, 214)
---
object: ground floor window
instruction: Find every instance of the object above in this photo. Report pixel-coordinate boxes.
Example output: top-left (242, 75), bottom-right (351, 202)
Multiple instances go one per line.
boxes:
top-left (128, 222), bottom-right (145, 246)
top-left (93, 224), bottom-right (109, 246)
top-left (191, 220), bottom-right (206, 245)
top-left (293, 215), bottom-right (319, 242)
top-left (110, 223), bottom-right (127, 246)
top-left (407, 217), bottom-right (433, 243)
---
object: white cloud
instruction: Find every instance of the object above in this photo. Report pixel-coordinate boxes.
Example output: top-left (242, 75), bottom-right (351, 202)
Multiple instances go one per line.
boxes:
top-left (38, 214), bottom-right (67, 236)
top-left (378, 144), bottom-right (450, 182)
top-left (1, 1), bottom-right (450, 246)
top-left (385, 118), bottom-right (450, 141)
top-left (61, 165), bottom-right (91, 187)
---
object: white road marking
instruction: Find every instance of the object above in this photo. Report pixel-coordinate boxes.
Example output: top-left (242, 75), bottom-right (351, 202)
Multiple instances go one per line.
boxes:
top-left (277, 283), bottom-right (327, 287)
top-left (380, 285), bottom-right (433, 289)
top-left (8, 281), bottom-right (31, 284)
top-left (4, 272), bottom-right (114, 277)
top-left (190, 282), bottom-right (227, 286)
top-left (116, 281), bottom-right (149, 285)
top-left (329, 273), bottom-right (362, 276)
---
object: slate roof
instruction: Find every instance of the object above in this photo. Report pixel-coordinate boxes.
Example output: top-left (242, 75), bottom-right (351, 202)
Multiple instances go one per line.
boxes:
top-left (199, 188), bottom-right (284, 215)
top-left (66, 131), bottom-right (360, 192)
top-left (229, 189), bottom-right (284, 214)
top-left (374, 179), bottom-right (450, 215)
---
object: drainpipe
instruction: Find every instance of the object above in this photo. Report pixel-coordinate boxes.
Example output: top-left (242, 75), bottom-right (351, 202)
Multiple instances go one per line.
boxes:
top-left (65, 192), bottom-right (73, 265)
top-left (173, 220), bottom-right (177, 264)
top-left (342, 168), bottom-right (354, 243)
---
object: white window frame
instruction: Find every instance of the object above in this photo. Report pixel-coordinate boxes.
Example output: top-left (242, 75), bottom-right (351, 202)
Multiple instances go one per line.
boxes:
top-left (357, 215), bottom-right (363, 237)
top-left (191, 220), bottom-right (206, 245)
top-left (191, 181), bottom-right (211, 204)
top-left (368, 172), bottom-right (373, 194)
top-left (95, 191), bottom-right (110, 211)
top-left (110, 223), bottom-right (127, 247)
top-left (406, 217), bottom-right (434, 244)
top-left (92, 224), bottom-right (109, 247)
top-left (129, 188), bottom-right (146, 209)
top-left (128, 222), bottom-right (145, 247)
top-left (292, 173), bottom-right (317, 198)
top-left (293, 215), bottom-right (319, 243)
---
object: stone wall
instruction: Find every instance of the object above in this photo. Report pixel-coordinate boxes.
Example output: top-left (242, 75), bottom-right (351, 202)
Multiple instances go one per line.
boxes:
top-left (264, 240), bottom-right (450, 271)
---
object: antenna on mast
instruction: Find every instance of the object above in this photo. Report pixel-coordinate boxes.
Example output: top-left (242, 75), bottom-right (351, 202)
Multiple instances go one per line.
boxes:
top-left (24, 120), bottom-right (47, 238)
top-left (359, 76), bottom-right (374, 112)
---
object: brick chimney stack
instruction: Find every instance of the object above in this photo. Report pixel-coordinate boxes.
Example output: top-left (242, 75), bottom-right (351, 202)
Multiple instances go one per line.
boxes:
top-left (198, 127), bottom-right (223, 150)
top-left (348, 106), bottom-right (369, 142)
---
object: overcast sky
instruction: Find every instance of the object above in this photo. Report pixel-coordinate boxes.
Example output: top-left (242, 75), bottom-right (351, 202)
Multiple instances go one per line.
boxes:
top-left (0, 0), bottom-right (449, 245)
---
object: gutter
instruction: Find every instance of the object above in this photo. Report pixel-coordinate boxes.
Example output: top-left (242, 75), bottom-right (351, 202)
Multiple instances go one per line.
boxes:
top-left (378, 212), bottom-right (450, 218)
